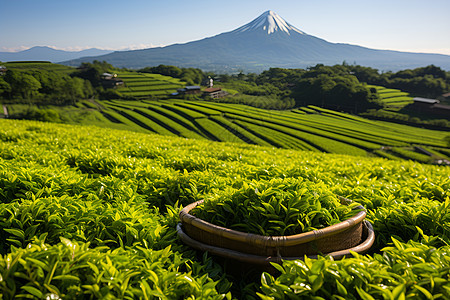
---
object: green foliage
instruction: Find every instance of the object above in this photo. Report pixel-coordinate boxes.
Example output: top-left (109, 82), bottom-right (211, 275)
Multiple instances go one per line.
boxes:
top-left (140, 65), bottom-right (183, 78)
top-left (445, 135), bottom-right (450, 147)
top-left (139, 64), bottom-right (205, 86)
top-left (361, 108), bottom-right (450, 128)
top-left (216, 71), bottom-right (295, 110)
top-left (60, 98), bottom-right (450, 162)
top-left (1, 63), bottom-right (93, 104)
top-left (15, 107), bottom-right (62, 123)
top-left (0, 114), bottom-right (449, 298)
top-left (389, 147), bottom-right (434, 163)
top-left (3, 70), bottom-right (41, 99)
top-left (218, 64), bottom-right (382, 114)
top-left (0, 76), bottom-right (12, 95)
top-left (222, 80), bottom-right (283, 97)
top-left (366, 85), bottom-right (413, 111)
top-left (0, 237), bottom-right (229, 299)
top-left (256, 68), bottom-right (304, 88)
top-left (212, 94), bottom-right (296, 110)
top-left (258, 239), bottom-right (450, 300)
top-left (349, 64), bottom-right (449, 98)
top-left (291, 65), bottom-right (381, 113)
top-left (99, 88), bottom-right (123, 100)
top-left (115, 72), bottom-right (184, 99)
top-left (224, 63), bottom-right (448, 114)
top-left (72, 60), bottom-right (115, 88)
top-left (3, 61), bottom-right (74, 74)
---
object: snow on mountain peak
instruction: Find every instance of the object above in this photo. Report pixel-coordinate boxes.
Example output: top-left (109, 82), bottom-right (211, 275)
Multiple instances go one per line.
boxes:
top-left (232, 10), bottom-right (305, 35)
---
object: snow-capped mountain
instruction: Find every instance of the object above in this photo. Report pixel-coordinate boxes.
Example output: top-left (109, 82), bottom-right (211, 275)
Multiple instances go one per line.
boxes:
top-left (231, 10), bottom-right (305, 35)
top-left (63, 11), bottom-right (450, 72)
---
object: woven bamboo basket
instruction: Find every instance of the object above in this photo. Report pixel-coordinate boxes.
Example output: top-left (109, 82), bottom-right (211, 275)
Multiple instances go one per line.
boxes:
top-left (178, 197), bottom-right (374, 264)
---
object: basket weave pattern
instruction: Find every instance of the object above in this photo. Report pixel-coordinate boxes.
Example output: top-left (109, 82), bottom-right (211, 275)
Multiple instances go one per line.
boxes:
top-left (180, 197), bottom-right (366, 257)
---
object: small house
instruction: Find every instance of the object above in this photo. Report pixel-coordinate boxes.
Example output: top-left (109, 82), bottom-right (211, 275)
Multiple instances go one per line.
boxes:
top-left (101, 72), bottom-right (114, 80)
top-left (411, 97), bottom-right (440, 109)
top-left (410, 97), bottom-right (450, 118)
top-left (101, 73), bottom-right (124, 88)
top-left (203, 87), bottom-right (228, 99)
top-left (412, 97), bottom-right (439, 104)
top-left (177, 86), bottom-right (201, 95)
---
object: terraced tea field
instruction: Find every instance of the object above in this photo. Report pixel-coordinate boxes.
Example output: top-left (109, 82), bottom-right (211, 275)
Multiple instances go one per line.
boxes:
top-left (96, 99), bottom-right (449, 163)
top-left (0, 119), bottom-right (449, 299)
top-left (3, 61), bottom-right (75, 74)
top-left (367, 85), bottom-right (413, 111)
top-left (116, 72), bottom-right (185, 98)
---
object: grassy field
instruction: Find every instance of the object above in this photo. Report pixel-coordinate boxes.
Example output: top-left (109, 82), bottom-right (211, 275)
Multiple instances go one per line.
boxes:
top-left (0, 118), bottom-right (449, 299)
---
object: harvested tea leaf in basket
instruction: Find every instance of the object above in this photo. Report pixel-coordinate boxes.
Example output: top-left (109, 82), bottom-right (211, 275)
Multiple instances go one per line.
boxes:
top-left (191, 178), bottom-right (362, 236)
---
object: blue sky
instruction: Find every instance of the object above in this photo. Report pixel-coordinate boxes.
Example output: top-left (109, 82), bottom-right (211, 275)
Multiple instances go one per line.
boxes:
top-left (1, 0), bottom-right (450, 55)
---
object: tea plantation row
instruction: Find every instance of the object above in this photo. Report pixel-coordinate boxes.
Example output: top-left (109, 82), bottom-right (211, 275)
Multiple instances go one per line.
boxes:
top-left (98, 99), bottom-right (449, 163)
top-left (367, 85), bottom-right (413, 111)
top-left (115, 72), bottom-right (185, 98)
top-left (7, 98), bottom-right (448, 164)
top-left (0, 119), bottom-right (449, 299)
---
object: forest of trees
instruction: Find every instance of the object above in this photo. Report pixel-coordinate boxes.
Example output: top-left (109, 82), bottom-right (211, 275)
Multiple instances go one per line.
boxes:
top-left (0, 66), bottom-right (93, 105)
top-left (139, 65), bottom-right (207, 86)
top-left (0, 60), bottom-right (127, 105)
top-left (347, 64), bottom-right (449, 98)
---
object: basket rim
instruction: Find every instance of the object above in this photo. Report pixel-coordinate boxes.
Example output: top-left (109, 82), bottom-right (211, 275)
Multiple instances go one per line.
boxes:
top-left (176, 220), bottom-right (375, 265)
top-left (179, 196), bottom-right (366, 247)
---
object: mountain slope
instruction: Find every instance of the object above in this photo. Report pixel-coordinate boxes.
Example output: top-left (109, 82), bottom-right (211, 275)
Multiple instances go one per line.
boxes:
top-left (62, 11), bottom-right (450, 72)
top-left (0, 46), bottom-right (113, 63)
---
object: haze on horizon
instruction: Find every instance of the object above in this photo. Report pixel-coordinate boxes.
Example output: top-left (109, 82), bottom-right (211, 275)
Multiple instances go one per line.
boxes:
top-left (1, 0), bottom-right (450, 56)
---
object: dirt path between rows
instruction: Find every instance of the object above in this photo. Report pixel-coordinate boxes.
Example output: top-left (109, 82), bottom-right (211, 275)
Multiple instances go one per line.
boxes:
top-left (87, 98), bottom-right (105, 110)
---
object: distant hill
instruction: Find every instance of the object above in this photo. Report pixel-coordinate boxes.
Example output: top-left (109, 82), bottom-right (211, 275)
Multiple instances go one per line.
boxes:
top-left (62, 11), bottom-right (450, 72)
top-left (0, 46), bottom-right (113, 63)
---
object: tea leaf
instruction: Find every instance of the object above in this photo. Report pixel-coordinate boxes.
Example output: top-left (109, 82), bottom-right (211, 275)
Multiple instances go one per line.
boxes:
top-left (4, 228), bottom-right (24, 239)
top-left (21, 286), bottom-right (43, 298)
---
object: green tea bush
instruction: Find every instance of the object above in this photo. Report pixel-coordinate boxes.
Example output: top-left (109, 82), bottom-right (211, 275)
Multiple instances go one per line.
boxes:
top-left (0, 237), bottom-right (230, 299)
top-left (0, 119), bottom-right (449, 299)
top-left (368, 199), bottom-right (450, 248)
top-left (258, 238), bottom-right (450, 299)
top-left (0, 195), bottom-right (175, 253)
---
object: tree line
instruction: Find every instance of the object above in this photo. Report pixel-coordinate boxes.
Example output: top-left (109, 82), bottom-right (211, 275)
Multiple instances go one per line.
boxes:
top-left (0, 60), bottom-right (129, 105)
top-left (1, 61), bottom-right (448, 113)
top-left (215, 65), bottom-right (381, 113)
top-left (0, 66), bottom-right (93, 105)
top-left (214, 63), bottom-right (449, 112)
top-left (347, 64), bottom-right (449, 98)
top-left (138, 65), bottom-right (207, 86)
